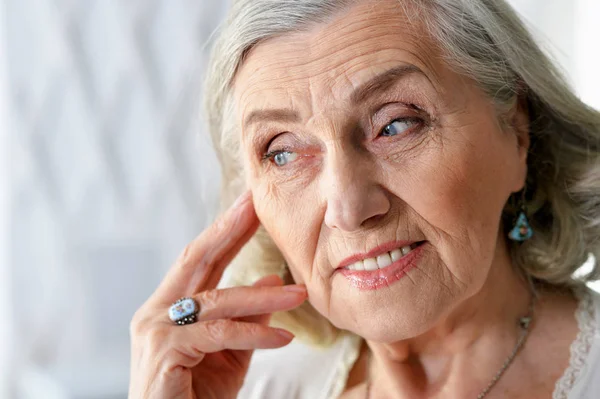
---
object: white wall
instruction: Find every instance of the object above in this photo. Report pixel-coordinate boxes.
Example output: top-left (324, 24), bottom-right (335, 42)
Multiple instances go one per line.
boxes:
top-left (3, 1), bottom-right (229, 397)
top-left (574, 0), bottom-right (600, 109)
top-left (507, 0), bottom-right (600, 110)
top-left (0, 0), bottom-right (14, 396)
top-left (508, 0), bottom-right (576, 82)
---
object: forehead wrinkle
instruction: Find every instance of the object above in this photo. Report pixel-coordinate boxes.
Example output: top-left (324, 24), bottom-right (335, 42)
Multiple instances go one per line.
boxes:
top-left (234, 4), bottom-right (437, 89)
top-left (239, 51), bottom-right (439, 123)
top-left (234, 0), bottom-right (448, 140)
top-left (237, 44), bottom-right (442, 121)
top-left (292, 0), bottom-right (443, 84)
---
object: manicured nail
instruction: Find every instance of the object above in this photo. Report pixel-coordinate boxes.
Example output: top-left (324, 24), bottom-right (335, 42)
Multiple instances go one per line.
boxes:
top-left (282, 284), bottom-right (307, 294)
top-left (275, 328), bottom-right (294, 340)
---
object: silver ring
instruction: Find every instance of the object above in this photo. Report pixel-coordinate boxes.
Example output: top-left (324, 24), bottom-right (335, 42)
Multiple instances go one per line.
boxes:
top-left (168, 297), bottom-right (200, 325)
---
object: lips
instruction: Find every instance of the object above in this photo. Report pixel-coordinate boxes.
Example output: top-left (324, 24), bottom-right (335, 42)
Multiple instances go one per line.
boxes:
top-left (335, 241), bottom-right (427, 290)
top-left (336, 240), bottom-right (425, 270)
top-left (343, 242), bottom-right (422, 271)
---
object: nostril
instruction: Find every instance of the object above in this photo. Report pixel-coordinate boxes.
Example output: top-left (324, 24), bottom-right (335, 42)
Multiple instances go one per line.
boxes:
top-left (360, 212), bottom-right (387, 229)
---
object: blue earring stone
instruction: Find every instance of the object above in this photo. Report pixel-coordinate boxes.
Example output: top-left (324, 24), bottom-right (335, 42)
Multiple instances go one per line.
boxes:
top-left (508, 212), bottom-right (533, 241)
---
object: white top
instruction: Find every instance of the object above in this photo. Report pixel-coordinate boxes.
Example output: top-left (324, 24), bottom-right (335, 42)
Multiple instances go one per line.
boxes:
top-left (238, 287), bottom-right (600, 399)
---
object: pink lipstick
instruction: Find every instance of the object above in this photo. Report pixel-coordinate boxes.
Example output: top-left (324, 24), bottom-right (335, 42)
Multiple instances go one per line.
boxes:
top-left (335, 241), bottom-right (426, 290)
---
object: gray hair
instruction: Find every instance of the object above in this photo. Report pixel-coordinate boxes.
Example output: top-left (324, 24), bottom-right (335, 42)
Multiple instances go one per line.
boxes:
top-left (203, 0), bottom-right (600, 345)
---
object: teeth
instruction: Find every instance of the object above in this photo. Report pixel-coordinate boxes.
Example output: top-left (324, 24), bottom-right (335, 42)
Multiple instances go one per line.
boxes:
top-left (376, 253), bottom-right (392, 268)
top-left (390, 249), bottom-right (402, 262)
top-left (363, 257), bottom-right (379, 271)
top-left (348, 260), bottom-right (364, 271)
top-left (345, 244), bottom-right (420, 271)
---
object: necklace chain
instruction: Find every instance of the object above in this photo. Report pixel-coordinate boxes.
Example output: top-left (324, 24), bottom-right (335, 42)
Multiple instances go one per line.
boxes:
top-left (365, 298), bottom-right (535, 399)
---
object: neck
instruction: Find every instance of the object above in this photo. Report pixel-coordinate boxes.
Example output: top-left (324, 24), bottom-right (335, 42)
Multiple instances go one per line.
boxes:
top-left (366, 233), bottom-right (534, 398)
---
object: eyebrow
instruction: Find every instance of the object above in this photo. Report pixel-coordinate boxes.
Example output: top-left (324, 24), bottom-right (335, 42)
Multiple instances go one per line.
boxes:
top-left (244, 108), bottom-right (300, 128)
top-left (243, 64), bottom-right (424, 128)
top-left (351, 64), bottom-right (423, 104)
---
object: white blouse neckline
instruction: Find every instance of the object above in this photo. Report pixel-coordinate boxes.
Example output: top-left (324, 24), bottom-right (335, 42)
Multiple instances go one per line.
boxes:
top-left (552, 287), bottom-right (596, 398)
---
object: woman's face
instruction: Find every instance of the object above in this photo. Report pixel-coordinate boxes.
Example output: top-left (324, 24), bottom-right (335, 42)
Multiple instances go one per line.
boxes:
top-left (233, 0), bottom-right (528, 342)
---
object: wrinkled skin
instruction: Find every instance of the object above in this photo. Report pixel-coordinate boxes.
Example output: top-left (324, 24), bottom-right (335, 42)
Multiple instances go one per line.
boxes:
top-left (129, 1), bottom-right (578, 398)
top-left (234, 0), bottom-right (528, 343)
top-left (129, 193), bottom-right (307, 399)
top-left (233, 1), bottom-right (579, 397)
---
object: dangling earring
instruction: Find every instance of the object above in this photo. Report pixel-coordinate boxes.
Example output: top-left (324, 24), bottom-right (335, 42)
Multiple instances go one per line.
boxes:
top-left (508, 189), bottom-right (533, 241)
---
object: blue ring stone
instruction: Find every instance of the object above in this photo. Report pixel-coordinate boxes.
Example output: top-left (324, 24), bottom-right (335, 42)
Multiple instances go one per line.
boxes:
top-left (169, 297), bottom-right (200, 325)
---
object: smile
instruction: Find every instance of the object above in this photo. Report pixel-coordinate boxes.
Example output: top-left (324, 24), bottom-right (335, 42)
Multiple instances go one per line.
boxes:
top-left (336, 241), bottom-right (427, 290)
top-left (343, 242), bottom-right (421, 271)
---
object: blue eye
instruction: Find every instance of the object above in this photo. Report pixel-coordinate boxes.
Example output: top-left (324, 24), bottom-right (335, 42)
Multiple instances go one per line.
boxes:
top-left (271, 151), bottom-right (298, 167)
top-left (382, 118), bottom-right (416, 137)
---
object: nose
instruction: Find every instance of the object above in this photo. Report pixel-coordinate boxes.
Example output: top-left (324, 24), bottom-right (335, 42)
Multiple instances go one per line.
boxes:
top-left (322, 148), bottom-right (390, 232)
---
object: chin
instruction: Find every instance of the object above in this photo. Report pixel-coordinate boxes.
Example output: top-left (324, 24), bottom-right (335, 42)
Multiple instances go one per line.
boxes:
top-left (325, 285), bottom-right (454, 343)
top-left (336, 281), bottom-right (470, 343)
top-left (357, 303), bottom-right (446, 343)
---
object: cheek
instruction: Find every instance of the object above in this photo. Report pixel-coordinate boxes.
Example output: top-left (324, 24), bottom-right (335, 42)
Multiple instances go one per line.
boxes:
top-left (251, 179), bottom-right (320, 283)
top-left (399, 125), bottom-right (516, 266)
top-left (252, 181), bottom-right (290, 243)
top-left (426, 147), bottom-right (507, 225)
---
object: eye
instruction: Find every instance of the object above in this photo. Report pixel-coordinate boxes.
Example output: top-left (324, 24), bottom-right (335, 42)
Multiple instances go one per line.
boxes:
top-left (381, 118), bottom-right (418, 137)
top-left (265, 150), bottom-right (298, 167)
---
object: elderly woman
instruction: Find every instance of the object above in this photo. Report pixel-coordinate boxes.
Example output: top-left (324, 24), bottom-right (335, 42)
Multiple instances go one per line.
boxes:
top-left (129, 0), bottom-right (600, 397)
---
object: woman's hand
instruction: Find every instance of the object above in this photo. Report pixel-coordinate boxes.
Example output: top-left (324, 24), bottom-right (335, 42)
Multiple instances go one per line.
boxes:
top-left (128, 191), bottom-right (307, 399)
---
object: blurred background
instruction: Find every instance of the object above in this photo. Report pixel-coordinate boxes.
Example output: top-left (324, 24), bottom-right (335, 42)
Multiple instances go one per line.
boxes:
top-left (0, 0), bottom-right (599, 398)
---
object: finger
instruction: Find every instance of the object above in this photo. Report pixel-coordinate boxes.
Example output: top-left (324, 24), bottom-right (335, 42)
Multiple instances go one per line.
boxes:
top-left (197, 319), bottom-right (294, 352)
top-left (251, 274), bottom-right (284, 288)
top-left (195, 283), bottom-right (306, 322)
top-left (185, 194), bottom-right (261, 294)
top-left (239, 311), bottom-right (271, 327)
top-left (199, 218), bottom-right (262, 291)
top-left (155, 191), bottom-right (259, 301)
top-left (155, 320), bottom-right (294, 372)
top-left (237, 275), bottom-right (283, 325)
top-left (218, 276), bottom-right (285, 373)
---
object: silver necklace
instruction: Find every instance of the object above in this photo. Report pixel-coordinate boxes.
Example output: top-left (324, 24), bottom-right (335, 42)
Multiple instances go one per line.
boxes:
top-left (364, 298), bottom-right (535, 399)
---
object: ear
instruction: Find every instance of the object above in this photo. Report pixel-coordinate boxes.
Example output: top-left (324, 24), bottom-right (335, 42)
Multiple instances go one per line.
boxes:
top-left (508, 94), bottom-right (531, 191)
top-left (512, 95), bottom-right (530, 159)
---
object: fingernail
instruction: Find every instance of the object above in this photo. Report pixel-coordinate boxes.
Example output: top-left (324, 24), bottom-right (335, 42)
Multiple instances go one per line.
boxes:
top-left (232, 191), bottom-right (251, 209)
top-left (275, 329), bottom-right (294, 340)
top-left (282, 285), bottom-right (307, 294)
top-left (252, 275), bottom-right (283, 287)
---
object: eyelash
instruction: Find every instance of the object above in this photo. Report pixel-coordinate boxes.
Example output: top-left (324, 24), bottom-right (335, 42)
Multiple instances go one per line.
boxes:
top-left (381, 116), bottom-right (423, 136)
top-left (262, 145), bottom-right (293, 162)
top-left (261, 115), bottom-right (425, 165)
